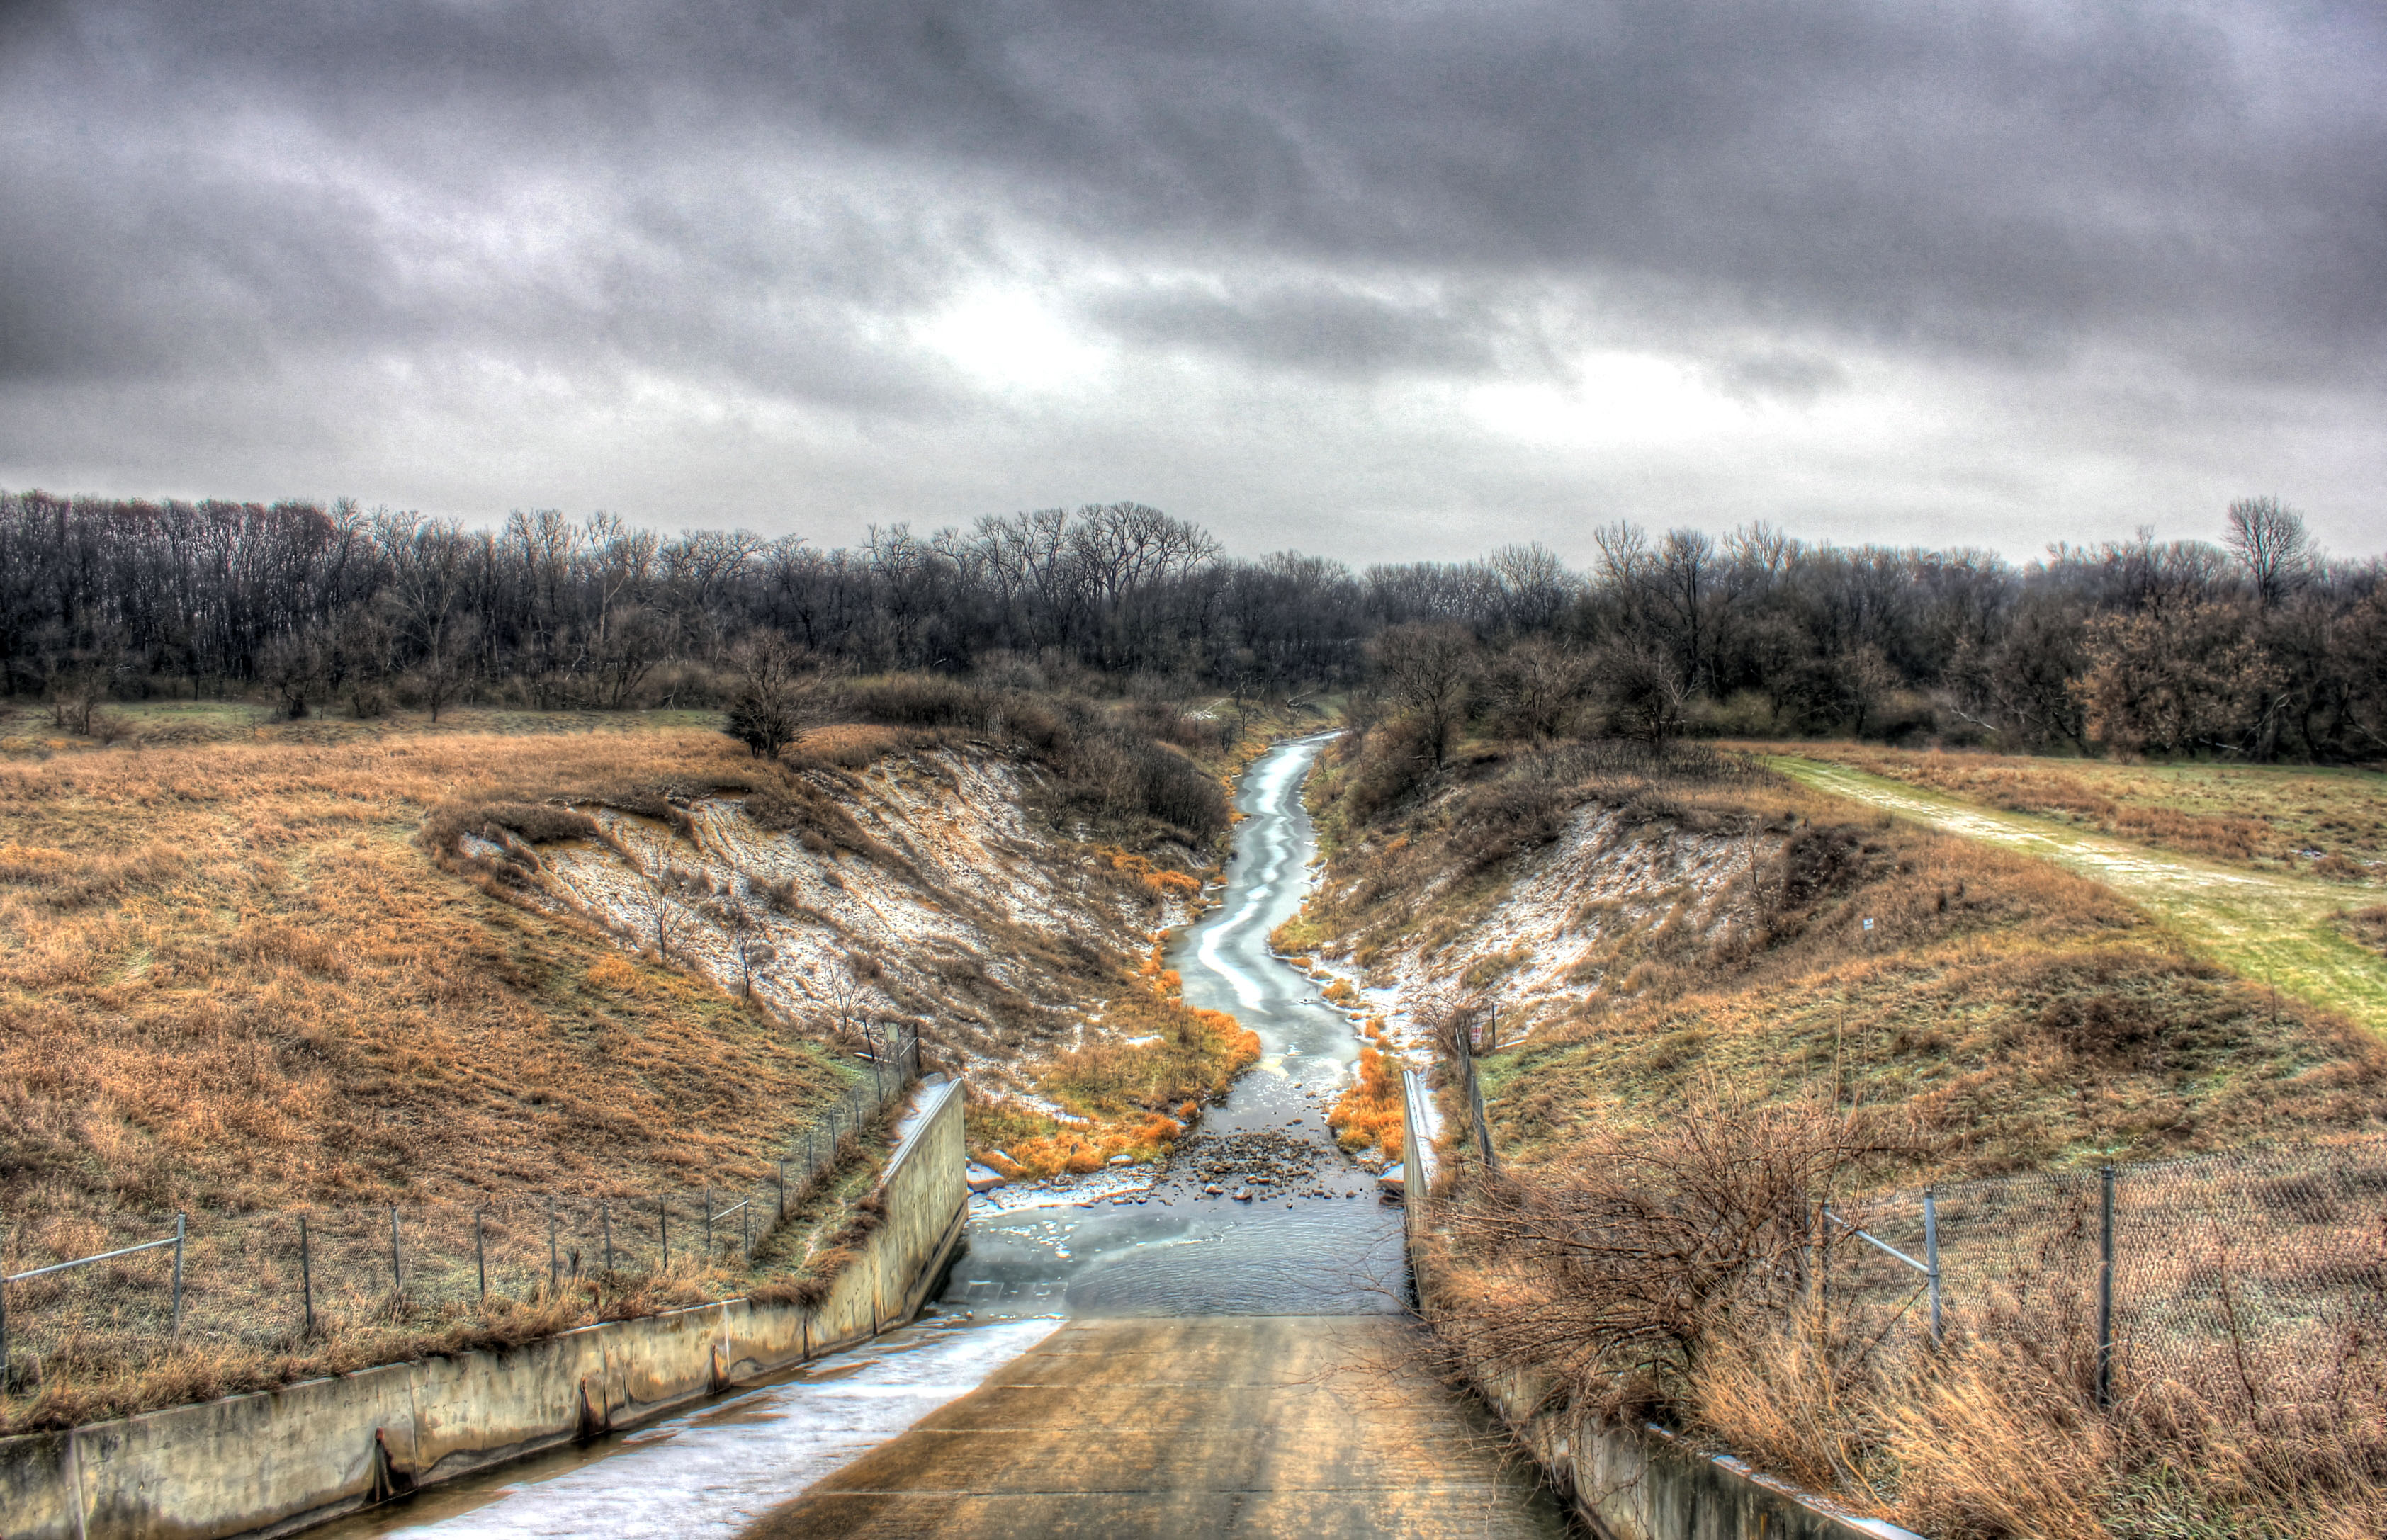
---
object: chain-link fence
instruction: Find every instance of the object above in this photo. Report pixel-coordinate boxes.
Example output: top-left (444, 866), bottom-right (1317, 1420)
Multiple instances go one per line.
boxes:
top-left (0, 1031), bottom-right (920, 1398)
top-left (1825, 1137), bottom-right (2387, 1413)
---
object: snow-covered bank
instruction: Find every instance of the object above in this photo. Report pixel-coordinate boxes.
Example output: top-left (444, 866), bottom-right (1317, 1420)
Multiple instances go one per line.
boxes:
top-left (500, 744), bottom-right (1202, 1095)
top-left (1307, 800), bottom-right (1776, 1060)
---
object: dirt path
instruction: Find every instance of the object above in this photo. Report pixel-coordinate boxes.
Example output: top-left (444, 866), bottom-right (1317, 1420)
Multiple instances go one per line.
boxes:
top-left (738, 1316), bottom-right (1567, 1539)
top-left (1773, 757), bottom-right (2387, 1031)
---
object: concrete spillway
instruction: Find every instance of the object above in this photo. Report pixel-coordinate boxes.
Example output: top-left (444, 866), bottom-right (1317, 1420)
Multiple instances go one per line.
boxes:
top-left (337, 735), bottom-right (1565, 1539)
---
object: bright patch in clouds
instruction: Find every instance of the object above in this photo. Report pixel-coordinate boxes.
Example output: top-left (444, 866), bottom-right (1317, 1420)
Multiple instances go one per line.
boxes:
top-left (1461, 353), bottom-right (1741, 448)
top-left (919, 285), bottom-right (1111, 395)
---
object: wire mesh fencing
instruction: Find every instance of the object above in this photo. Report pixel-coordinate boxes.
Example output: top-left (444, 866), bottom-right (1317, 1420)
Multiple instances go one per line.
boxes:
top-left (0, 1030), bottom-right (921, 1396)
top-left (1824, 1136), bottom-right (2387, 1415)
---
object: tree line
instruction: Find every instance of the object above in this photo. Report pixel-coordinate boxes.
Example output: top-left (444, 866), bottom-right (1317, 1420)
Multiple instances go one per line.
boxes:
top-left (0, 487), bottom-right (2378, 761)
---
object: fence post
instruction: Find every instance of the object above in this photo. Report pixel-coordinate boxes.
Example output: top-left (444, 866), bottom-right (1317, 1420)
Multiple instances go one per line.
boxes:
top-left (171, 1211), bottom-right (187, 1344)
top-left (1924, 1187), bottom-right (1943, 1343)
top-left (2097, 1165), bottom-right (2116, 1410)
top-left (660, 1196), bottom-right (670, 1270)
top-left (547, 1201), bottom-right (558, 1299)
top-left (776, 1162), bottom-right (786, 1225)
top-left (475, 1211), bottom-right (487, 1308)
top-left (2, 1242), bottom-right (11, 1388)
top-left (602, 1206), bottom-right (614, 1280)
top-left (1465, 1055), bottom-right (1496, 1172)
top-left (704, 1187), bottom-right (713, 1259)
top-left (741, 1198), bottom-right (751, 1261)
top-left (299, 1214), bottom-right (315, 1337)
top-left (387, 1206), bottom-right (402, 1298)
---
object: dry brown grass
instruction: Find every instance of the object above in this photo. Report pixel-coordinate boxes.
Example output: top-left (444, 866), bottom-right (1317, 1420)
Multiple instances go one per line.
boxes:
top-left (0, 725), bottom-right (862, 1223)
top-left (1785, 742), bottom-right (2387, 881)
top-left (1305, 734), bottom-right (2387, 1175)
top-left (1432, 1085), bottom-right (2387, 1539)
top-left (1328, 1019), bottom-right (1404, 1159)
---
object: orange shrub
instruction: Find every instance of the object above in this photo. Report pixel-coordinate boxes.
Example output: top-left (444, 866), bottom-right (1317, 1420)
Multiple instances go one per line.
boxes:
top-left (1328, 1044), bottom-right (1404, 1160)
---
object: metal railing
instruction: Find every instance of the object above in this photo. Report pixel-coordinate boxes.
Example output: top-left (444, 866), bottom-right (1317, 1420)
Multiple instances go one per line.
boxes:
top-left (0, 1216), bottom-right (185, 1374)
top-left (1821, 1137), bottom-right (2387, 1412)
top-left (0, 1030), bottom-right (920, 1395)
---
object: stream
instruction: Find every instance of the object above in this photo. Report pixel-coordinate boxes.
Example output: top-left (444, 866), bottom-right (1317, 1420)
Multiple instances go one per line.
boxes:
top-left (326, 734), bottom-right (1390, 1537)
top-left (950, 731), bottom-right (1403, 1317)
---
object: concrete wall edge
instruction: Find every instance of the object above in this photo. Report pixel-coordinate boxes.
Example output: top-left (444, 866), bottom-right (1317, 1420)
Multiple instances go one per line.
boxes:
top-left (0, 1079), bottom-right (969, 1540)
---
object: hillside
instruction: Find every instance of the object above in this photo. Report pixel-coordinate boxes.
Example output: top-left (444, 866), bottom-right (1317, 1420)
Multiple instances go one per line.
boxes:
top-left (0, 693), bottom-right (1283, 1221)
top-left (1290, 735), bottom-right (2387, 1179)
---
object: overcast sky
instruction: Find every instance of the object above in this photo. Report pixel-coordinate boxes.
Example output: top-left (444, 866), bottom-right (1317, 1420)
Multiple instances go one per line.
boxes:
top-left (1, 0), bottom-right (2381, 565)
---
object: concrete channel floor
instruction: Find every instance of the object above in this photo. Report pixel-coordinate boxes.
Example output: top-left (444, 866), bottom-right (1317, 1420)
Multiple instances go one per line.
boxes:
top-left (740, 1314), bottom-right (1572, 1539)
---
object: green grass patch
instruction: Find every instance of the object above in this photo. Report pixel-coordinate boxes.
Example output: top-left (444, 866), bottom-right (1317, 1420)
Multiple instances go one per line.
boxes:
top-left (1772, 756), bottom-right (2387, 1034)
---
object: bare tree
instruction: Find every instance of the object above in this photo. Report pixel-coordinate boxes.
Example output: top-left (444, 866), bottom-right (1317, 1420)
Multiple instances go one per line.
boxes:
top-left (2225, 496), bottom-right (2311, 611)
top-left (822, 949), bottom-right (883, 1041)
top-left (711, 889), bottom-right (776, 999)
top-left (1369, 622), bottom-right (1478, 769)
top-left (723, 633), bottom-right (810, 759)
top-left (632, 865), bottom-right (694, 963)
top-left (1490, 637), bottom-right (1591, 742)
top-left (382, 514), bottom-right (476, 722)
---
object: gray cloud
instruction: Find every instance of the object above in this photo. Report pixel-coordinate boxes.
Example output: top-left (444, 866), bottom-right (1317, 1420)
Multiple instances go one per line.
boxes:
top-left (0, 0), bottom-right (2381, 556)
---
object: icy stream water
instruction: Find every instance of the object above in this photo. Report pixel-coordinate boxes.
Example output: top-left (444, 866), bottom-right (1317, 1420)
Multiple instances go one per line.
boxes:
top-left (949, 732), bottom-right (1404, 1318)
top-left (325, 735), bottom-right (1393, 1536)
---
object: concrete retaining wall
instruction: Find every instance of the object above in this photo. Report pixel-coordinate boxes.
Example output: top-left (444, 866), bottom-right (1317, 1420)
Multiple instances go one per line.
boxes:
top-left (1394, 1070), bottom-right (1918, 1540)
top-left (0, 1079), bottom-right (969, 1540)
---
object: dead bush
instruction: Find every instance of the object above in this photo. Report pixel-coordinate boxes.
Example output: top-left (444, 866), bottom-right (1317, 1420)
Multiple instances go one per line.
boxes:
top-left (1435, 1082), bottom-right (1902, 1420)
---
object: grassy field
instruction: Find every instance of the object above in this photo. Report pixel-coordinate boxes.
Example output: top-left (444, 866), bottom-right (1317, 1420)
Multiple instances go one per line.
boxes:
top-left (0, 696), bottom-right (732, 752)
top-left (0, 681), bottom-right (1333, 1433)
top-left (1770, 754), bottom-right (2387, 1034)
top-left (0, 723), bottom-right (864, 1218)
top-left (1286, 730), bottom-right (2387, 1537)
top-left (1781, 743), bottom-right (2387, 880)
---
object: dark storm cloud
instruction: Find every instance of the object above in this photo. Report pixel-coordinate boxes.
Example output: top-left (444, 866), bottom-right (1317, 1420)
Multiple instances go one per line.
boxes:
top-left (0, 0), bottom-right (2381, 548)
top-left (13, 1), bottom-right (2385, 373)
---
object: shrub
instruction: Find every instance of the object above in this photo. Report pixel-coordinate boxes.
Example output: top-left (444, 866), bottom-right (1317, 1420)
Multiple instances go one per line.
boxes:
top-left (1327, 1043), bottom-right (1403, 1160)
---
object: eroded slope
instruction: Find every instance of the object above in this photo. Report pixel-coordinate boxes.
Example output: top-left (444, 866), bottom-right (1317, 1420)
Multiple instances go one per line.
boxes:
top-left (1292, 736), bottom-right (2387, 1175)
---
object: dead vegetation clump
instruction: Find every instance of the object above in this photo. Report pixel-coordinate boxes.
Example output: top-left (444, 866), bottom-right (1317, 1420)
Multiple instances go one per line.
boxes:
top-left (1327, 1018), bottom-right (1405, 1159)
top-left (977, 992), bottom-right (1262, 1174)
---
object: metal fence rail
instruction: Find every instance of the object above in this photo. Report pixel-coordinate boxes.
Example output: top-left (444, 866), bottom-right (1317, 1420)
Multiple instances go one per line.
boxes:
top-left (0, 1030), bottom-right (920, 1393)
top-left (1824, 1136), bottom-right (2387, 1411)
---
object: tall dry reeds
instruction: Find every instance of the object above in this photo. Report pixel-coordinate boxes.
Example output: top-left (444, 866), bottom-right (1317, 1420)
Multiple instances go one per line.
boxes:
top-left (1431, 1085), bottom-right (2387, 1539)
